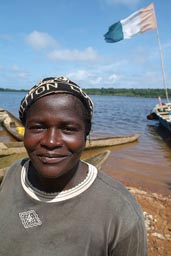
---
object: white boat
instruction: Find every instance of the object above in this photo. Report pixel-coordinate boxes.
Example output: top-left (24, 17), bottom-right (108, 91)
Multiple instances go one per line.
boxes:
top-left (147, 102), bottom-right (171, 132)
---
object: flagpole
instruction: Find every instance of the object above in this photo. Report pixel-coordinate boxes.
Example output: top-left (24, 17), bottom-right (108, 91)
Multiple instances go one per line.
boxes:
top-left (155, 11), bottom-right (169, 102)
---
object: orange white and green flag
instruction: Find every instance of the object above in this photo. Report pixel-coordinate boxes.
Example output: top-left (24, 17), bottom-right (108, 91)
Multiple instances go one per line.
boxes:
top-left (104, 3), bottom-right (157, 43)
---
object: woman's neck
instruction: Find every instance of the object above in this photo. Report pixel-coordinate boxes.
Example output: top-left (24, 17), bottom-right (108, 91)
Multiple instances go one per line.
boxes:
top-left (27, 161), bottom-right (88, 193)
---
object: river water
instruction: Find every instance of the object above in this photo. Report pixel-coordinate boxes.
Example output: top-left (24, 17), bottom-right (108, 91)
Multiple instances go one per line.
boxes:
top-left (0, 91), bottom-right (171, 195)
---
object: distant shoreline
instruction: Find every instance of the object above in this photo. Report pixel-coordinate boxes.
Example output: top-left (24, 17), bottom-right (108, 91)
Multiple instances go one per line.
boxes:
top-left (0, 87), bottom-right (170, 98)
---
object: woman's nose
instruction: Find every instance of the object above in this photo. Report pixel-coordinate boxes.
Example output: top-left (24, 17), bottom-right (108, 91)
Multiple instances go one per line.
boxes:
top-left (41, 128), bottom-right (63, 148)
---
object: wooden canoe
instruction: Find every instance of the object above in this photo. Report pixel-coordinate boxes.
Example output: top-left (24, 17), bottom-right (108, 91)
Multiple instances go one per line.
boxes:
top-left (0, 150), bottom-right (111, 182)
top-left (1, 110), bottom-right (24, 141)
top-left (0, 142), bottom-right (26, 156)
top-left (85, 134), bottom-right (140, 149)
top-left (83, 150), bottom-right (111, 169)
top-left (0, 109), bottom-right (8, 123)
top-left (0, 134), bottom-right (140, 156)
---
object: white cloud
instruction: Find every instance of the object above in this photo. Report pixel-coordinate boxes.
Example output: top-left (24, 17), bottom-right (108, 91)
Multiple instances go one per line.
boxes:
top-left (67, 70), bottom-right (91, 81)
top-left (108, 74), bottom-right (120, 83)
top-left (26, 31), bottom-right (57, 49)
top-left (143, 71), bottom-right (162, 85)
top-left (48, 47), bottom-right (99, 61)
top-left (91, 77), bottom-right (103, 85)
top-left (11, 65), bottom-right (20, 71)
top-left (102, 0), bottom-right (140, 7)
top-left (9, 65), bottom-right (28, 79)
top-left (66, 65), bottom-right (121, 88)
top-left (26, 31), bottom-right (99, 62)
top-left (133, 47), bottom-right (149, 65)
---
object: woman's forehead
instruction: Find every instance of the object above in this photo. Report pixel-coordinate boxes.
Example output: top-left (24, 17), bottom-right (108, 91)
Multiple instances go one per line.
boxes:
top-left (27, 94), bottom-right (87, 119)
top-left (32, 93), bottom-right (85, 107)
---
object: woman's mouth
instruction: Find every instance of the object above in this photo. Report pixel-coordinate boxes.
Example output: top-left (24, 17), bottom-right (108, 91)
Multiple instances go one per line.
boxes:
top-left (38, 153), bottom-right (69, 164)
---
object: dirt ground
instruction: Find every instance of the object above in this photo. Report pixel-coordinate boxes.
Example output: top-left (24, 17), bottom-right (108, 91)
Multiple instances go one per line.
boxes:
top-left (128, 187), bottom-right (171, 256)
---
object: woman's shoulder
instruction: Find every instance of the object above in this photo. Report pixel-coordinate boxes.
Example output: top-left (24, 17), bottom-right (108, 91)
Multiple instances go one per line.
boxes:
top-left (95, 170), bottom-right (143, 217)
top-left (0, 158), bottom-right (29, 187)
top-left (9, 157), bottom-right (29, 171)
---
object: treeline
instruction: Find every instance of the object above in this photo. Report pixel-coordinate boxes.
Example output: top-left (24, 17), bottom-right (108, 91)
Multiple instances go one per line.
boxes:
top-left (84, 88), bottom-right (170, 98)
top-left (0, 87), bottom-right (170, 98)
top-left (0, 88), bottom-right (27, 92)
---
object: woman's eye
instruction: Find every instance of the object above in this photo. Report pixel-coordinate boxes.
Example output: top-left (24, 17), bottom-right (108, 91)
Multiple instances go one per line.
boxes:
top-left (28, 125), bottom-right (45, 131)
top-left (63, 126), bottom-right (78, 133)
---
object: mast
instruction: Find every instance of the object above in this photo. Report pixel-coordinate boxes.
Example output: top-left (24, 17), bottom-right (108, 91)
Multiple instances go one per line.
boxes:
top-left (154, 5), bottom-right (169, 102)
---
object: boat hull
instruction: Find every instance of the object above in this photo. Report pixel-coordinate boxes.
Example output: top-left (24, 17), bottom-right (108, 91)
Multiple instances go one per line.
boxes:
top-left (149, 103), bottom-right (171, 132)
top-left (85, 134), bottom-right (139, 149)
top-left (0, 134), bottom-right (140, 156)
top-left (1, 110), bottom-right (24, 141)
top-left (0, 150), bottom-right (111, 182)
top-left (157, 115), bottom-right (171, 132)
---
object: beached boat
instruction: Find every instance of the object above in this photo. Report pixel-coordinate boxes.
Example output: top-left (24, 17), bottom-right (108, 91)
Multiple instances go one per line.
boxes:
top-left (147, 102), bottom-right (171, 132)
top-left (85, 134), bottom-right (140, 149)
top-left (0, 109), bottom-right (8, 123)
top-left (1, 110), bottom-right (24, 141)
top-left (84, 150), bottom-right (111, 169)
top-left (0, 141), bottom-right (26, 156)
top-left (0, 134), bottom-right (139, 156)
top-left (0, 150), bottom-right (111, 182)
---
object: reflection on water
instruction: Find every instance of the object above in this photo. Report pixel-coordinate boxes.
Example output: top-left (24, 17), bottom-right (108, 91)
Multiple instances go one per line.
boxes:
top-left (0, 92), bottom-right (171, 195)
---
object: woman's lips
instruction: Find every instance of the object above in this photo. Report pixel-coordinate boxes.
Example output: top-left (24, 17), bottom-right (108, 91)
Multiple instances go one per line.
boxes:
top-left (38, 154), bottom-right (69, 164)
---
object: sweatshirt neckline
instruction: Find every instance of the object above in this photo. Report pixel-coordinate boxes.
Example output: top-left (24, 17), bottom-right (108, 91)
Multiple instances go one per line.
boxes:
top-left (21, 160), bottom-right (98, 203)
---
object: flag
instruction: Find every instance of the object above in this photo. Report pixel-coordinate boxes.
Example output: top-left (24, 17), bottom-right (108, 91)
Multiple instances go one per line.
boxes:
top-left (104, 3), bottom-right (157, 43)
top-left (158, 96), bottom-right (162, 106)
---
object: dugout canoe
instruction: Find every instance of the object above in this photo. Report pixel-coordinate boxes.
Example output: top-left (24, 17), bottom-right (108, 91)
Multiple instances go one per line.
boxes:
top-left (0, 141), bottom-right (26, 156)
top-left (85, 133), bottom-right (140, 149)
top-left (1, 110), bottom-right (24, 141)
top-left (0, 109), bottom-right (8, 123)
top-left (0, 150), bottom-right (111, 182)
top-left (0, 134), bottom-right (139, 156)
top-left (84, 150), bottom-right (111, 169)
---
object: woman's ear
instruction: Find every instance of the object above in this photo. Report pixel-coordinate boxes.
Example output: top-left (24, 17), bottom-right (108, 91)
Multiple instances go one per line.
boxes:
top-left (85, 121), bottom-right (91, 138)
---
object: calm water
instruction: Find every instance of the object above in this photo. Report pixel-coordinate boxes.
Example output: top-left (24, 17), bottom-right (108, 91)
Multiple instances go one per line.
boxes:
top-left (0, 91), bottom-right (171, 195)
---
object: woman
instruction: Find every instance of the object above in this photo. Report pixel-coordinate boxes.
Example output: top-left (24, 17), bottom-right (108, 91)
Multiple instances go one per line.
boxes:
top-left (0, 76), bottom-right (147, 255)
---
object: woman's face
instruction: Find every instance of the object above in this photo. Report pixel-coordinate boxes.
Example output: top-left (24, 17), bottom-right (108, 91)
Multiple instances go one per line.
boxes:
top-left (24, 94), bottom-right (87, 179)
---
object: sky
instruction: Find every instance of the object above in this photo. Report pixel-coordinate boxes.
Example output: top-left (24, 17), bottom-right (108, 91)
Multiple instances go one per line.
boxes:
top-left (0, 0), bottom-right (171, 90)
